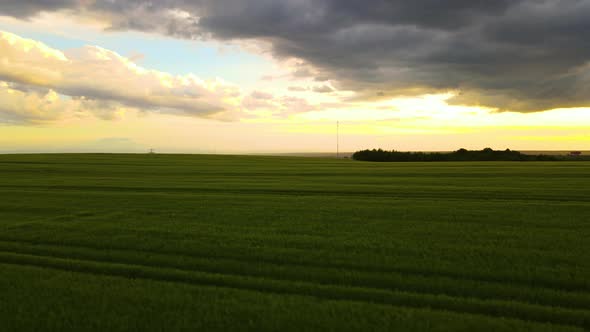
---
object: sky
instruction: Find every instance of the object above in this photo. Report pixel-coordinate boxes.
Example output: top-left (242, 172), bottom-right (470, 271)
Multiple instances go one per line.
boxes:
top-left (0, 0), bottom-right (589, 153)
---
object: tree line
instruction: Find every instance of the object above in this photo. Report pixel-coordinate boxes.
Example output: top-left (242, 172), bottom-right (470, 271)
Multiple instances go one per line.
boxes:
top-left (351, 148), bottom-right (560, 162)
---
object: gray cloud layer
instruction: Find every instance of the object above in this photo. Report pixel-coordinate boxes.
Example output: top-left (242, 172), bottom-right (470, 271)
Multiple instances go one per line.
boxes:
top-left (0, 0), bottom-right (77, 17)
top-left (3, 0), bottom-right (590, 112)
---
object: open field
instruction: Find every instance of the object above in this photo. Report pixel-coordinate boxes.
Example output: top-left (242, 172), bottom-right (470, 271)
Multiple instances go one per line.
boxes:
top-left (0, 154), bottom-right (589, 331)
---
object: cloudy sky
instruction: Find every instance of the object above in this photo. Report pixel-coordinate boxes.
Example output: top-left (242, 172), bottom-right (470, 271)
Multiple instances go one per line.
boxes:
top-left (1, 0), bottom-right (589, 153)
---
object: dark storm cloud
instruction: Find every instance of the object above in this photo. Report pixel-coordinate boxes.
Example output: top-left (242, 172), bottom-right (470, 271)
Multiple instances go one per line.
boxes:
top-left (3, 0), bottom-right (590, 112)
top-left (196, 0), bottom-right (514, 38)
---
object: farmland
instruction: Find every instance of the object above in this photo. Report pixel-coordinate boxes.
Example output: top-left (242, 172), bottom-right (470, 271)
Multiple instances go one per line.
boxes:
top-left (0, 154), bottom-right (589, 331)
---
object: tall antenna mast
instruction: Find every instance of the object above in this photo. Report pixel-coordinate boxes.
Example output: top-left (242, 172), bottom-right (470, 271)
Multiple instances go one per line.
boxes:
top-left (336, 121), bottom-right (339, 158)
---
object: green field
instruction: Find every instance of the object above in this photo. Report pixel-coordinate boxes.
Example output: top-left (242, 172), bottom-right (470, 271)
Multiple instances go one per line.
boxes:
top-left (0, 154), bottom-right (589, 331)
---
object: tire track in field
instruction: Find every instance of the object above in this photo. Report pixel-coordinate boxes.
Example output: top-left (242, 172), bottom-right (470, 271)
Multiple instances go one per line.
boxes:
top-left (1, 184), bottom-right (590, 203)
top-left (0, 250), bottom-right (588, 330)
top-left (1, 239), bottom-right (588, 311)
top-left (0, 237), bottom-right (587, 297)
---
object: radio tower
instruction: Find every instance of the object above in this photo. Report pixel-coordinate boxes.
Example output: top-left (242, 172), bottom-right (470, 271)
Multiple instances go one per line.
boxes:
top-left (336, 121), bottom-right (339, 159)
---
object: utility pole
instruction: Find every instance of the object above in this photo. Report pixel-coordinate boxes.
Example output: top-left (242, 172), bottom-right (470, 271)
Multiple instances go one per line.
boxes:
top-left (337, 121), bottom-right (339, 159)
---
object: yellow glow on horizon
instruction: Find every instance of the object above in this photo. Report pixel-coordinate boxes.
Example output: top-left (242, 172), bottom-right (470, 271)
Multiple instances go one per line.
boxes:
top-left (293, 93), bottom-right (590, 135)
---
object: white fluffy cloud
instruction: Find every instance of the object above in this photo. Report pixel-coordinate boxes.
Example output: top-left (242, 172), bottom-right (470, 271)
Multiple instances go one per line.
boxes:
top-left (0, 31), bottom-right (242, 122)
top-left (0, 81), bottom-right (138, 124)
top-left (0, 82), bottom-right (66, 124)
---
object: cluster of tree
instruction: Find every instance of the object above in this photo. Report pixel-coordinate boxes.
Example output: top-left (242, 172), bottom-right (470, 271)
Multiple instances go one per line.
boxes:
top-left (352, 148), bottom-right (559, 162)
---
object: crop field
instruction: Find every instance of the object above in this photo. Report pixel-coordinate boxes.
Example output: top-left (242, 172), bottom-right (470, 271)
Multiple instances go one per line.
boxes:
top-left (0, 154), bottom-right (589, 331)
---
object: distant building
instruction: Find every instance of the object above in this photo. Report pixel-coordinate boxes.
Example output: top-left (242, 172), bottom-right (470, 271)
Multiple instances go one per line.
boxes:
top-left (570, 151), bottom-right (582, 156)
